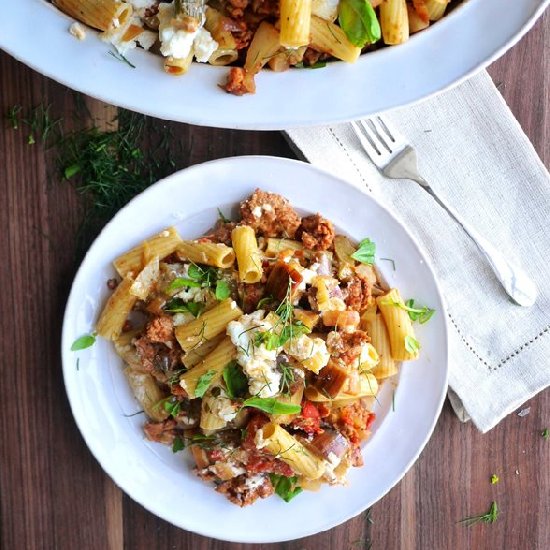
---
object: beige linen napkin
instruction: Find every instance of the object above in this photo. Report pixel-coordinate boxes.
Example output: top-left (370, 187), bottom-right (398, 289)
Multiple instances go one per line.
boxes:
top-left (286, 71), bottom-right (550, 432)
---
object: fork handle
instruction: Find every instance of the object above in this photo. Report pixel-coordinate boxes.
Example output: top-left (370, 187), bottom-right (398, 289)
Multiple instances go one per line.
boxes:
top-left (414, 176), bottom-right (537, 307)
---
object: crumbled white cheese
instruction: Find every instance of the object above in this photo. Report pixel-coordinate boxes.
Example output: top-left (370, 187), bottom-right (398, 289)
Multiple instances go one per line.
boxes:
top-left (193, 28), bottom-right (218, 63)
top-left (113, 18), bottom-right (120, 29)
top-left (227, 311), bottom-right (281, 398)
top-left (173, 263), bottom-right (210, 303)
top-left (158, 3), bottom-right (217, 62)
top-left (172, 312), bottom-right (194, 326)
top-left (210, 388), bottom-right (239, 422)
top-left (137, 30), bottom-right (157, 51)
top-left (254, 428), bottom-right (267, 449)
top-left (262, 203), bottom-right (273, 212)
top-left (252, 206), bottom-right (263, 218)
top-left (323, 451), bottom-right (345, 484)
top-left (245, 474), bottom-right (266, 490)
top-left (312, 0), bottom-right (340, 22)
top-left (69, 22), bottom-right (86, 41)
top-left (358, 343), bottom-right (379, 371)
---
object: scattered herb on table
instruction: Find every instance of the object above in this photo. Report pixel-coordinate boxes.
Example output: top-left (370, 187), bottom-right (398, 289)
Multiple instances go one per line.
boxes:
top-left (541, 428), bottom-right (549, 440)
top-left (459, 501), bottom-right (499, 526)
top-left (490, 474), bottom-right (499, 484)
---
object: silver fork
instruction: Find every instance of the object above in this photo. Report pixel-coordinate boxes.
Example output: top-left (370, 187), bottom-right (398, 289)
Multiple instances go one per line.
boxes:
top-left (351, 117), bottom-right (537, 307)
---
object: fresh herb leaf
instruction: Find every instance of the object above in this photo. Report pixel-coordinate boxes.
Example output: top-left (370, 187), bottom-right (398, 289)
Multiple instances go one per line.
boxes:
top-left (459, 501), bottom-right (499, 526)
top-left (269, 474), bottom-right (303, 502)
top-left (163, 398), bottom-right (181, 418)
top-left (163, 298), bottom-right (204, 317)
top-left (108, 48), bottom-right (136, 69)
top-left (403, 299), bottom-right (435, 324)
top-left (279, 362), bottom-right (295, 395)
top-left (194, 369), bottom-right (218, 398)
top-left (222, 361), bottom-right (248, 399)
top-left (215, 279), bottom-right (231, 301)
top-left (6, 105), bottom-right (22, 130)
top-left (172, 435), bottom-right (185, 453)
top-left (167, 277), bottom-right (202, 292)
top-left (71, 333), bottom-right (96, 351)
top-left (338, 0), bottom-right (381, 48)
top-left (242, 397), bottom-right (301, 415)
top-left (186, 301), bottom-right (205, 317)
top-left (542, 428), bottom-right (549, 440)
top-left (187, 263), bottom-right (204, 281)
top-left (217, 208), bottom-right (231, 223)
top-left (404, 335), bottom-right (420, 354)
top-left (490, 474), bottom-right (499, 484)
top-left (64, 163), bottom-right (81, 179)
top-left (351, 237), bottom-right (376, 265)
top-left (278, 322), bottom-right (311, 348)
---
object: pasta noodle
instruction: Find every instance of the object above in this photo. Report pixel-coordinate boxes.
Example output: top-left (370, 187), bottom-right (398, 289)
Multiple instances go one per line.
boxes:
top-left (309, 16), bottom-right (362, 63)
top-left (53, 0), bottom-right (132, 32)
top-left (177, 240), bottom-right (236, 268)
top-left (380, 0), bottom-right (410, 45)
top-left (231, 226), bottom-right (263, 284)
top-left (280, 0), bottom-right (313, 48)
top-left (377, 288), bottom-right (420, 362)
top-left (175, 299), bottom-right (243, 352)
top-left (96, 275), bottom-right (137, 340)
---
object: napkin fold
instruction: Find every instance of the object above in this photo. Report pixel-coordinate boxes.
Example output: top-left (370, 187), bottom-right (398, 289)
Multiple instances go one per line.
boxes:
top-left (286, 71), bottom-right (550, 432)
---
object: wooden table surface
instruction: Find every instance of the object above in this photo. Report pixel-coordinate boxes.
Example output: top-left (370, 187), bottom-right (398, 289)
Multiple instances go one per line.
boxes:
top-left (1, 11), bottom-right (548, 550)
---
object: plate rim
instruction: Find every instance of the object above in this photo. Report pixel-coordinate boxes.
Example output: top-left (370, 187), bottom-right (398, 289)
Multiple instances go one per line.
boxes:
top-left (61, 155), bottom-right (449, 542)
top-left (1, 1), bottom-right (548, 130)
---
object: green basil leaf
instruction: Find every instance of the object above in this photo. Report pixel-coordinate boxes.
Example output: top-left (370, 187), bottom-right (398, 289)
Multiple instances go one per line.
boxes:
top-left (351, 237), bottom-right (376, 265)
top-left (172, 435), bottom-right (185, 453)
top-left (338, 0), bottom-right (381, 48)
top-left (215, 279), bottom-right (231, 301)
top-left (194, 369), bottom-right (218, 398)
top-left (71, 333), bottom-right (96, 351)
top-left (404, 335), bottom-right (421, 354)
top-left (269, 474), bottom-right (303, 502)
top-left (163, 398), bottom-right (181, 418)
top-left (187, 264), bottom-right (204, 281)
top-left (222, 361), bottom-right (248, 399)
top-left (403, 299), bottom-right (435, 324)
top-left (242, 397), bottom-right (301, 415)
top-left (185, 301), bottom-right (204, 317)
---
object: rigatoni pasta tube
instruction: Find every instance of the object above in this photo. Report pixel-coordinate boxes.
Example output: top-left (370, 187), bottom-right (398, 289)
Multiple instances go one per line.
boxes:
top-left (280, 0), bottom-right (312, 48)
top-left (113, 227), bottom-right (182, 278)
top-left (310, 16), bottom-right (361, 63)
top-left (380, 0), bottom-right (409, 45)
top-left (124, 368), bottom-right (168, 422)
top-left (231, 226), bottom-right (263, 283)
top-left (377, 288), bottom-right (420, 361)
top-left (200, 391), bottom-right (228, 431)
top-left (96, 275), bottom-right (137, 340)
top-left (364, 313), bottom-right (398, 379)
top-left (245, 21), bottom-right (281, 75)
top-left (177, 240), bottom-right (236, 268)
top-left (182, 333), bottom-right (225, 369)
top-left (179, 337), bottom-right (236, 398)
top-left (424, 0), bottom-right (449, 21)
top-left (164, 51), bottom-right (194, 76)
top-left (175, 299), bottom-right (243, 352)
top-left (259, 423), bottom-right (326, 479)
top-left (53, 0), bottom-right (132, 32)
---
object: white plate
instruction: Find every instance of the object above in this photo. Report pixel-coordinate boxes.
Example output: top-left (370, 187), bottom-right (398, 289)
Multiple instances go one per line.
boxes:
top-left (61, 156), bottom-right (448, 543)
top-left (1, 1), bottom-right (547, 130)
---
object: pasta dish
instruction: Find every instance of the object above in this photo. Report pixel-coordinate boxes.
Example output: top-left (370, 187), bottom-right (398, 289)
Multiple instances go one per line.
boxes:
top-left (52, 0), bottom-right (457, 95)
top-left (95, 190), bottom-right (431, 506)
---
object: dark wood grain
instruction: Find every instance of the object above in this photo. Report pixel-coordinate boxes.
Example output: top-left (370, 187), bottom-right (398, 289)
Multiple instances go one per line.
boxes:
top-left (0, 10), bottom-right (548, 550)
